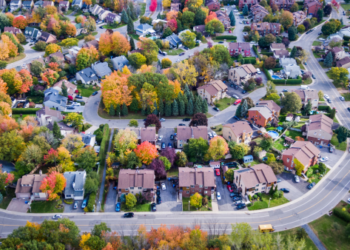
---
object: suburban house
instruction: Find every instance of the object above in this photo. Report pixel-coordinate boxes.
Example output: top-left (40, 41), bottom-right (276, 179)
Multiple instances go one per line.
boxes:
top-left (47, 121), bottom-right (75, 136)
top-left (228, 64), bottom-right (257, 86)
top-left (178, 167), bottom-right (216, 198)
top-left (91, 62), bottom-right (112, 78)
top-left (83, 40), bottom-right (99, 50)
top-left (197, 80), bottom-right (228, 104)
top-left (99, 10), bottom-right (111, 21)
top-left (43, 88), bottom-right (68, 111)
top-left (76, 67), bottom-right (99, 85)
top-left (293, 11), bottom-right (307, 26)
top-left (233, 164), bottom-right (277, 196)
top-left (136, 24), bottom-right (156, 36)
top-left (273, 49), bottom-right (290, 59)
top-left (53, 80), bottom-right (77, 96)
top-left (329, 47), bottom-right (346, 60)
top-left (72, 0), bottom-right (83, 8)
top-left (38, 31), bottom-right (57, 43)
top-left (43, 1), bottom-right (53, 7)
top-left (206, 0), bottom-right (220, 11)
top-left (250, 4), bottom-right (269, 22)
top-left (282, 141), bottom-right (320, 171)
top-left (36, 106), bottom-right (64, 126)
top-left (280, 57), bottom-right (297, 67)
top-left (304, 0), bottom-right (323, 16)
top-left (117, 169), bottom-right (155, 201)
top-left (59, 1), bottom-right (70, 11)
top-left (290, 89), bottom-right (319, 109)
top-left (63, 171), bottom-right (86, 200)
top-left (251, 22), bottom-right (281, 36)
top-left (80, 133), bottom-right (96, 147)
top-left (24, 27), bottom-right (41, 40)
top-left (238, 0), bottom-right (258, 9)
top-left (0, 0), bottom-right (6, 10)
top-left (65, 46), bottom-right (81, 64)
top-left (304, 114), bottom-right (333, 145)
top-left (34, 0), bottom-right (43, 8)
top-left (170, 3), bottom-right (181, 11)
top-left (270, 0), bottom-right (295, 10)
top-left (228, 42), bottom-right (251, 57)
top-left (4, 27), bottom-right (22, 36)
top-left (90, 4), bottom-right (103, 15)
top-left (270, 43), bottom-right (286, 52)
top-left (15, 173), bottom-right (48, 200)
top-left (111, 56), bottom-right (130, 71)
top-left (10, 0), bottom-right (22, 11)
top-left (22, 0), bottom-right (33, 10)
top-left (45, 51), bottom-right (64, 64)
top-left (216, 10), bottom-right (231, 29)
top-left (282, 63), bottom-right (301, 78)
top-left (163, 33), bottom-right (182, 49)
top-left (223, 121), bottom-right (254, 144)
top-left (105, 13), bottom-right (121, 24)
top-left (248, 100), bottom-right (281, 127)
top-left (128, 127), bottom-right (157, 144)
top-left (336, 57), bottom-right (350, 68)
top-left (175, 126), bottom-right (208, 149)
top-left (193, 25), bottom-right (209, 37)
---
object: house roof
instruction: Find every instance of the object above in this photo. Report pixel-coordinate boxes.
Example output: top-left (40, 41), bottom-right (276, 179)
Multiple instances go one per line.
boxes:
top-left (307, 114), bottom-right (333, 135)
top-left (15, 174), bottom-right (47, 194)
top-left (53, 80), bottom-right (77, 96)
top-left (280, 58), bottom-right (297, 65)
top-left (136, 23), bottom-right (153, 32)
top-left (270, 43), bottom-right (286, 50)
top-left (36, 106), bottom-right (64, 120)
top-left (80, 133), bottom-right (95, 145)
top-left (39, 31), bottom-right (56, 43)
top-left (193, 25), bottom-right (208, 35)
top-left (257, 100), bottom-right (281, 113)
top-left (83, 40), bottom-right (99, 49)
top-left (234, 164), bottom-right (277, 189)
top-left (4, 27), bottom-right (22, 34)
top-left (46, 51), bottom-right (64, 62)
top-left (228, 42), bottom-right (250, 51)
top-left (59, 1), bottom-right (69, 6)
top-left (178, 167), bottom-right (215, 187)
top-left (24, 27), bottom-right (40, 37)
top-left (118, 169), bottom-right (155, 189)
top-left (164, 33), bottom-right (182, 47)
top-left (44, 87), bottom-right (67, 107)
top-left (197, 84), bottom-right (219, 96)
top-left (282, 141), bottom-right (320, 167)
top-left (290, 89), bottom-right (318, 103)
top-left (248, 106), bottom-right (273, 119)
top-left (92, 62), bottom-right (112, 78)
top-left (274, 49), bottom-right (289, 57)
top-left (64, 171), bottom-right (86, 197)
top-left (111, 55), bottom-right (129, 71)
top-left (76, 67), bottom-right (98, 82)
top-left (209, 80), bottom-right (228, 92)
top-left (176, 126), bottom-right (208, 141)
top-left (223, 121), bottom-right (253, 137)
top-left (251, 22), bottom-right (281, 32)
top-left (331, 47), bottom-right (343, 53)
top-left (336, 57), bottom-right (350, 67)
top-left (141, 127), bottom-right (156, 141)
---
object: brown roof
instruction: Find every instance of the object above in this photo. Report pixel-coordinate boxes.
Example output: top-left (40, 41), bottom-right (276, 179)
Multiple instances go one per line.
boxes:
top-left (118, 169), bottom-right (155, 189)
top-left (36, 106), bottom-right (64, 120)
top-left (209, 80), bottom-right (228, 92)
top-left (177, 126), bottom-right (192, 140)
top-left (224, 121), bottom-right (253, 137)
top-left (141, 127), bottom-right (156, 142)
top-left (178, 167), bottom-right (215, 187)
top-left (198, 84), bottom-right (218, 96)
top-left (273, 49), bottom-right (289, 57)
top-left (251, 22), bottom-right (281, 32)
top-left (282, 141), bottom-right (320, 167)
top-left (331, 47), bottom-right (343, 53)
top-left (83, 40), bottom-right (99, 49)
top-left (290, 89), bottom-right (318, 103)
top-left (241, 64), bottom-right (257, 74)
top-left (43, 1), bottom-right (52, 7)
top-left (53, 80), bottom-right (77, 96)
top-left (270, 43), bottom-right (286, 50)
top-left (228, 42), bottom-right (250, 51)
top-left (336, 57), bottom-right (350, 67)
top-left (4, 27), bottom-right (22, 35)
top-left (177, 126), bottom-right (208, 141)
top-left (257, 100), bottom-right (281, 113)
top-left (15, 174), bottom-right (47, 194)
top-left (45, 51), bottom-right (64, 62)
top-left (307, 114), bottom-right (333, 135)
top-left (234, 164), bottom-right (277, 189)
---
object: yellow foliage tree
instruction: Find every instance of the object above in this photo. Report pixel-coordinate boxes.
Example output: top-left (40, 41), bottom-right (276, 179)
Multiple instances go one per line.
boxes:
top-left (0, 42), bottom-right (9, 60)
top-left (166, 10), bottom-right (178, 21)
top-left (1, 35), bottom-right (17, 58)
top-left (122, 65), bottom-right (131, 75)
top-left (162, 0), bottom-right (171, 8)
top-left (141, 82), bottom-right (158, 112)
top-left (80, 233), bottom-right (92, 250)
top-left (44, 44), bottom-right (62, 57)
top-left (173, 60), bottom-right (198, 86)
top-left (0, 79), bottom-right (8, 94)
top-left (201, 7), bottom-right (209, 16)
top-left (26, 221), bottom-right (41, 231)
top-left (0, 102), bottom-right (11, 116)
top-left (5, 13), bottom-right (14, 25)
top-left (168, 80), bottom-right (182, 99)
top-left (137, 65), bottom-right (155, 74)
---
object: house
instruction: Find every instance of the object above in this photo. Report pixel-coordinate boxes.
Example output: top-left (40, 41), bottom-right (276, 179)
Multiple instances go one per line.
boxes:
top-left (228, 64), bottom-right (257, 86)
top-left (75, 23), bottom-right (87, 36)
top-left (273, 49), bottom-right (290, 59)
top-left (76, 67), bottom-right (99, 85)
top-left (34, 0), bottom-right (43, 8)
top-left (175, 126), bottom-right (208, 149)
top-left (238, 0), bottom-right (257, 9)
top-left (128, 127), bottom-right (157, 144)
top-left (193, 25), bottom-right (209, 37)
top-left (59, 1), bottom-right (70, 11)
top-left (4, 27), bottom-right (22, 36)
top-left (233, 164), bottom-right (277, 196)
top-left (206, 0), bottom-right (220, 11)
top-left (42, 0), bottom-right (53, 7)
top-left (111, 56), bottom-right (130, 71)
top-left (282, 63), bottom-right (301, 78)
top-left (304, 0), bottom-right (323, 16)
top-left (117, 169), bottom-right (155, 201)
top-left (10, 0), bottom-right (22, 11)
top-left (222, 121), bottom-right (254, 144)
top-left (66, 46), bottom-right (82, 64)
top-left (63, 171), bottom-right (86, 200)
top-left (90, 4), bottom-right (103, 15)
top-left (329, 47), bottom-right (346, 60)
top-left (163, 33), bottom-right (182, 48)
top-left (216, 10), bottom-right (231, 29)
top-left (24, 27), bottom-right (41, 40)
top-left (178, 167), bottom-right (216, 198)
top-left (210, 161), bottom-right (221, 169)
top-left (105, 12), bottom-right (121, 24)
top-left (47, 121), bottom-right (76, 136)
top-left (336, 57), bottom-right (350, 68)
top-left (228, 42), bottom-right (251, 57)
top-left (170, 3), bottom-right (181, 11)
top-left (248, 100), bottom-right (281, 127)
top-left (197, 80), bottom-right (228, 104)
top-left (250, 4), bottom-right (269, 23)
top-left (36, 106), bottom-right (64, 126)
top-left (38, 31), bottom-right (57, 43)
top-left (293, 11), bottom-right (306, 26)
top-left (282, 141), bottom-right (320, 171)
top-left (305, 114), bottom-right (333, 145)
top-left (80, 133), bottom-right (96, 147)
top-left (99, 10), bottom-right (111, 21)
top-left (53, 80), bottom-right (77, 96)
top-left (91, 62), bottom-right (112, 78)
top-left (15, 173), bottom-right (48, 200)
top-left (26, 57), bottom-right (45, 74)
top-left (290, 89), bottom-right (319, 109)
top-left (270, 0), bottom-right (295, 10)
top-left (45, 51), bottom-right (64, 64)
top-left (44, 88), bottom-right (68, 111)
top-left (82, 40), bottom-right (99, 50)
top-left (72, 0), bottom-right (83, 8)
top-left (270, 43), bottom-right (286, 52)
top-left (0, 0), bottom-right (7, 10)
top-left (22, 0), bottom-right (33, 10)
top-left (251, 22), bottom-right (281, 36)
top-left (280, 58), bottom-right (297, 67)
top-left (136, 23), bottom-right (156, 36)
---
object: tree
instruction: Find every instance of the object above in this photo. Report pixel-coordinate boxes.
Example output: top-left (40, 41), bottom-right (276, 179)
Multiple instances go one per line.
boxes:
top-left (0, 130), bottom-right (25, 162)
top-left (269, 162), bottom-right (284, 174)
top-left (337, 126), bottom-right (348, 144)
top-left (16, 33), bottom-right (26, 44)
top-left (60, 38), bottom-right (79, 49)
top-left (230, 144), bottom-right (245, 160)
top-left (30, 60), bottom-right (44, 76)
top-left (0, 102), bottom-right (11, 116)
top-left (290, 46), bottom-right (297, 59)
top-left (0, 41), bottom-right (9, 60)
top-left (64, 112), bottom-right (83, 127)
top-left (294, 158), bottom-right (304, 175)
top-left (134, 141), bottom-right (158, 165)
top-left (264, 57), bottom-right (276, 69)
top-left (0, 13), bottom-right (10, 32)
top-left (317, 9), bottom-right (324, 22)
top-left (184, 137), bottom-right (209, 162)
top-left (92, 222), bottom-right (111, 237)
top-left (195, 8), bottom-right (206, 25)
top-left (52, 121), bottom-right (62, 139)
top-left (161, 58), bottom-right (172, 68)
top-left (260, 134), bottom-right (273, 150)
top-left (229, 10), bottom-right (236, 26)
top-left (138, 38), bottom-right (159, 64)
top-left (290, 2), bottom-right (299, 12)
top-left (265, 93), bottom-right (281, 104)
top-left (129, 52), bottom-right (147, 69)
top-left (172, 99), bottom-right (178, 116)
top-left (205, 11), bottom-right (218, 24)
top-left (328, 67), bottom-right (349, 87)
top-left (280, 11), bottom-right (294, 29)
top-left (61, 134), bottom-right (84, 154)
top-left (121, 9), bottom-right (129, 23)
top-left (243, 4), bottom-right (248, 15)
top-left (205, 19), bottom-right (224, 35)
top-left (114, 129), bottom-right (138, 153)
top-left (321, 19), bottom-right (339, 36)
top-left (282, 92), bottom-right (302, 113)
top-left (179, 30), bottom-right (196, 48)
top-left (149, 158), bottom-right (166, 179)
top-left (124, 192), bottom-right (137, 208)
top-left (40, 172), bottom-right (66, 200)
top-left (207, 136), bottom-right (229, 161)
top-left (189, 113), bottom-right (208, 127)
top-left (303, 100), bottom-right (312, 116)
top-left (176, 151), bottom-right (188, 167)
top-left (173, 60), bottom-right (198, 86)
top-left (13, 16), bottom-right (28, 29)
top-left (224, 169), bottom-right (234, 182)
top-left (190, 192), bottom-right (203, 209)
top-left (288, 26), bottom-right (297, 41)
top-left (127, 16), bottom-right (134, 34)
top-left (210, 44), bottom-right (231, 64)
top-left (144, 114), bottom-right (161, 132)
top-left (324, 4), bottom-right (332, 16)
top-left (150, 0), bottom-right (157, 11)
top-left (34, 41), bottom-right (47, 51)
top-left (182, 11), bottom-right (195, 27)
top-left (75, 146), bottom-right (98, 172)
top-left (297, 24), bottom-right (305, 33)
top-left (159, 156), bottom-right (171, 171)
top-left (162, 0), bottom-right (171, 8)
top-left (76, 47), bottom-right (99, 70)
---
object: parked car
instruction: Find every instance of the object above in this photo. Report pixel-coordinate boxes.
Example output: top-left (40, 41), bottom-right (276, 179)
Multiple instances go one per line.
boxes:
top-left (73, 201), bottom-right (78, 209)
top-left (212, 131), bottom-right (217, 137)
top-left (232, 95), bottom-right (239, 99)
top-left (168, 143), bottom-right (172, 148)
top-left (232, 196), bottom-right (241, 202)
top-left (213, 107), bottom-right (220, 111)
top-left (178, 123), bottom-right (186, 126)
top-left (304, 62), bottom-right (307, 65)
top-left (242, 90), bottom-right (247, 94)
top-left (340, 96), bottom-right (345, 101)
top-left (320, 156), bottom-right (329, 162)
top-left (215, 169), bottom-right (220, 176)
top-left (307, 182), bottom-right (315, 189)
top-left (348, 107), bottom-right (350, 112)
top-left (170, 134), bottom-right (174, 140)
top-left (233, 116), bottom-right (240, 120)
top-left (158, 135), bottom-right (163, 141)
top-left (115, 202), bottom-right (121, 212)
top-left (123, 212), bottom-right (134, 218)
top-left (327, 98), bottom-right (332, 103)
top-left (92, 91), bottom-right (98, 96)
top-left (277, 178), bottom-right (282, 183)
top-left (161, 143), bottom-right (166, 149)
top-left (179, 52), bottom-right (185, 56)
top-left (282, 89), bottom-right (288, 92)
top-left (294, 175), bottom-right (300, 183)
top-left (183, 118), bottom-right (191, 121)
top-left (81, 198), bottom-right (88, 209)
top-left (217, 192), bottom-right (221, 200)
top-left (160, 118), bottom-right (166, 122)
top-left (161, 183), bottom-right (166, 190)
top-left (157, 196), bottom-right (162, 204)
top-left (218, 41), bottom-right (224, 44)
top-left (280, 188), bottom-right (290, 193)
top-left (156, 190), bottom-right (161, 196)
top-left (324, 94), bottom-right (329, 99)
top-left (183, 46), bottom-right (189, 50)
top-left (230, 192), bottom-right (240, 197)
top-left (227, 185), bottom-right (233, 193)
top-left (151, 203), bottom-right (156, 212)
top-left (329, 147), bottom-right (334, 153)
top-left (52, 214), bottom-right (62, 219)
top-left (234, 99), bottom-right (241, 105)
top-left (75, 95), bottom-right (83, 99)
top-left (256, 68), bottom-right (261, 74)
top-left (236, 203), bottom-right (246, 210)
top-left (66, 106), bottom-right (75, 110)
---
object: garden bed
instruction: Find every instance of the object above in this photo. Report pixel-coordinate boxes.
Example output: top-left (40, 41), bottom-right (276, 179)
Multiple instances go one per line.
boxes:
top-left (248, 193), bottom-right (289, 211)
top-left (183, 197), bottom-right (212, 211)
top-left (29, 200), bottom-right (64, 213)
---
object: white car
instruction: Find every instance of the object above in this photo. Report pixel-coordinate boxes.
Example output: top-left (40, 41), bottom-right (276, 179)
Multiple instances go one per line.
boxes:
top-left (212, 131), bottom-right (217, 137)
top-left (294, 175), bottom-right (300, 183)
top-left (217, 192), bottom-right (221, 200)
top-left (161, 183), bottom-right (166, 190)
top-left (52, 214), bottom-right (62, 219)
top-left (239, 21), bottom-right (242, 24)
top-left (257, 68), bottom-right (261, 74)
top-left (348, 198), bottom-right (350, 203)
top-left (158, 135), bottom-right (163, 141)
top-left (319, 38), bottom-right (325, 41)
top-left (324, 94), bottom-right (329, 99)
top-left (320, 157), bottom-right (329, 162)
top-left (160, 118), bottom-right (166, 122)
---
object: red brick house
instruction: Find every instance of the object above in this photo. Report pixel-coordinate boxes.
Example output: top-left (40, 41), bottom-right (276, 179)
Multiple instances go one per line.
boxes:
top-left (270, 0), bottom-right (295, 10)
top-left (251, 22), bottom-right (281, 36)
top-left (282, 141), bottom-right (320, 172)
top-left (248, 100), bottom-right (281, 127)
top-left (304, 0), bottom-right (323, 16)
top-left (228, 42), bottom-right (251, 57)
top-left (206, 0), bottom-right (220, 11)
top-left (239, 0), bottom-right (258, 10)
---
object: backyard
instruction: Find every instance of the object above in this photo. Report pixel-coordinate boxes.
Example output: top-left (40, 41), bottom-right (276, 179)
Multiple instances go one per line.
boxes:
top-left (183, 197), bottom-right (212, 211)
top-left (214, 97), bottom-right (236, 111)
top-left (167, 167), bottom-right (179, 177)
top-left (211, 125), bottom-right (223, 136)
top-left (248, 193), bottom-right (289, 211)
top-left (29, 200), bottom-right (64, 213)
top-left (284, 130), bottom-right (303, 140)
top-left (330, 134), bottom-right (347, 151)
top-left (275, 228), bottom-right (317, 250)
top-left (273, 138), bottom-right (289, 151)
top-left (77, 84), bottom-right (100, 97)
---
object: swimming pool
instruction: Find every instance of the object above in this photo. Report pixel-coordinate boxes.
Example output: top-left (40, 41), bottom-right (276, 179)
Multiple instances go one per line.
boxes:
top-left (272, 75), bottom-right (282, 80)
top-left (267, 131), bottom-right (279, 139)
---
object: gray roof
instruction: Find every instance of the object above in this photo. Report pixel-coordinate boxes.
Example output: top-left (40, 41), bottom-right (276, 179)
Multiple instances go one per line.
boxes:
top-left (11, 0), bottom-right (20, 4)
top-left (136, 23), bottom-right (153, 32)
top-left (164, 33), bottom-right (182, 47)
top-left (24, 27), bottom-right (39, 37)
top-left (44, 88), bottom-right (67, 107)
top-left (111, 56), bottom-right (129, 71)
top-left (76, 67), bottom-right (99, 82)
top-left (91, 62), bottom-right (112, 78)
top-left (34, 0), bottom-right (43, 6)
top-left (280, 58), bottom-right (297, 66)
top-left (72, 0), bottom-right (82, 5)
top-left (64, 171), bottom-right (86, 197)
top-left (80, 133), bottom-right (96, 145)
top-left (23, 1), bottom-right (33, 6)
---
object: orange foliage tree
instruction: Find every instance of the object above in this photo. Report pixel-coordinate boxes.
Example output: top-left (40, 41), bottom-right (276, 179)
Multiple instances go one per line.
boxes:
top-left (166, 10), bottom-right (178, 21)
top-left (13, 16), bottom-right (28, 29)
top-left (41, 69), bottom-right (60, 86)
top-left (0, 102), bottom-right (11, 116)
top-left (1, 35), bottom-right (18, 58)
top-left (48, 62), bottom-right (61, 72)
top-left (0, 69), bottom-right (23, 95)
top-left (134, 141), bottom-right (158, 165)
top-left (18, 69), bottom-right (33, 94)
top-left (111, 32), bottom-right (131, 56)
top-left (65, 23), bottom-right (77, 37)
top-left (5, 13), bottom-right (14, 25)
top-left (205, 11), bottom-right (218, 24)
top-left (40, 171), bottom-right (66, 201)
top-left (0, 115), bottom-right (18, 134)
top-left (0, 79), bottom-right (8, 94)
top-left (0, 41), bottom-right (9, 60)
top-left (99, 32), bottom-right (113, 56)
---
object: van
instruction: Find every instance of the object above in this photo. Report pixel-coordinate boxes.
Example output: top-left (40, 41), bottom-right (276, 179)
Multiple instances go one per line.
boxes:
top-left (234, 99), bottom-right (242, 105)
top-left (258, 224), bottom-right (275, 233)
top-left (300, 85), bottom-right (309, 90)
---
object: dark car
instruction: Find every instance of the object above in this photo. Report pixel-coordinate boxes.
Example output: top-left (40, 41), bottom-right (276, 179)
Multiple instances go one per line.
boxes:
top-left (73, 201), bottom-right (78, 209)
top-left (232, 196), bottom-right (242, 202)
top-left (179, 52), bottom-right (185, 56)
top-left (327, 98), bottom-right (332, 103)
top-left (218, 41), bottom-right (224, 44)
top-left (183, 46), bottom-right (189, 50)
top-left (92, 91), bottom-right (98, 96)
top-left (157, 196), bottom-right (162, 204)
top-left (183, 118), bottom-right (191, 121)
top-left (230, 192), bottom-right (240, 197)
top-left (170, 134), bottom-right (174, 140)
top-left (307, 182), bottom-right (315, 189)
top-left (213, 107), bottom-right (220, 111)
top-left (75, 95), bottom-right (83, 99)
top-left (123, 212), bottom-right (134, 218)
top-left (233, 116), bottom-right (240, 120)
top-left (280, 188), bottom-right (290, 193)
top-left (304, 62), bottom-right (307, 65)
top-left (100, 26), bottom-right (104, 29)
top-left (151, 203), bottom-right (156, 212)
top-left (312, 74), bottom-right (315, 79)
top-left (81, 198), bottom-right (88, 209)
top-left (348, 107), bottom-right (350, 112)
top-left (168, 143), bottom-right (172, 148)
top-left (161, 142), bottom-right (166, 149)
top-left (156, 190), bottom-right (161, 196)
top-left (282, 89), bottom-right (288, 92)
top-left (66, 106), bottom-right (75, 110)
top-left (179, 123), bottom-right (186, 126)
top-left (115, 202), bottom-right (121, 212)
top-left (242, 90), bottom-right (247, 94)
top-left (236, 203), bottom-right (246, 210)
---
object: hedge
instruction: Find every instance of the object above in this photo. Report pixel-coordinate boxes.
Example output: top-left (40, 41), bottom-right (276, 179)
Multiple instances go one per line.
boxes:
top-left (343, 36), bottom-right (350, 41)
top-left (87, 192), bottom-right (96, 212)
top-left (333, 207), bottom-right (350, 223)
top-left (318, 106), bottom-right (331, 112)
top-left (253, 46), bottom-right (261, 60)
top-left (99, 124), bottom-right (110, 166)
top-left (240, 57), bottom-right (256, 64)
top-left (12, 108), bottom-right (41, 114)
top-left (215, 35), bottom-right (237, 40)
top-left (260, 52), bottom-right (274, 56)
top-left (263, 67), bottom-right (302, 84)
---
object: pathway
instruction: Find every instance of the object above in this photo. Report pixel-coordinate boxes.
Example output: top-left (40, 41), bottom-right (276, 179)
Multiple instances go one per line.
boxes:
top-left (301, 224), bottom-right (327, 250)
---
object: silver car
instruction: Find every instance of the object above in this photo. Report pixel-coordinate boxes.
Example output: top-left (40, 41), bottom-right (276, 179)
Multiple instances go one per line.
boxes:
top-left (294, 175), bottom-right (300, 183)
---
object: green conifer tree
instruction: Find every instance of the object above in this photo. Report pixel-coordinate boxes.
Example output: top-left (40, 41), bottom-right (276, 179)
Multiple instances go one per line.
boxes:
top-left (116, 104), bottom-right (121, 116)
top-left (165, 101), bottom-right (172, 116)
top-left (52, 121), bottom-right (62, 139)
top-left (179, 99), bottom-right (185, 116)
top-left (159, 100), bottom-right (164, 116)
top-left (122, 103), bottom-right (128, 116)
top-left (109, 105), bottom-right (115, 116)
top-left (187, 98), bottom-right (194, 116)
top-left (202, 98), bottom-right (208, 113)
top-left (173, 99), bottom-right (179, 116)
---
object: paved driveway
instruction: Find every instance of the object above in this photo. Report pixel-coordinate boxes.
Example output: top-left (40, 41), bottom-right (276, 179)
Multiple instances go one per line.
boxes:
top-left (216, 176), bottom-right (236, 211)
top-left (318, 147), bottom-right (344, 169)
top-left (276, 172), bottom-right (309, 201)
top-left (158, 128), bottom-right (175, 148)
top-left (104, 184), bottom-right (117, 212)
top-left (63, 200), bottom-right (83, 213)
top-left (156, 180), bottom-right (182, 212)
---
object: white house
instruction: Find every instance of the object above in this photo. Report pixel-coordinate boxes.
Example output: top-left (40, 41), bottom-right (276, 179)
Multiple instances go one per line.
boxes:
top-left (282, 64), bottom-right (302, 79)
top-left (136, 24), bottom-right (156, 36)
top-left (43, 88), bottom-right (68, 111)
top-left (72, 0), bottom-right (83, 9)
top-left (64, 171), bottom-right (87, 200)
top-left (10, 0), bottom-right (22, 11)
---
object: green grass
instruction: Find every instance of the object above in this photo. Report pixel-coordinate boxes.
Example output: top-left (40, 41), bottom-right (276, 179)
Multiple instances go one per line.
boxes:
top-left (248, 193), bottom-right (289, 211)
top-left (306, 164), bottom-right (329, 184)
top-left (65, 9), bottom-right (73, 15)
top-left (12, 114), bottom-right (35, 121)
top-left (140, 2), bottom-right (146, 16)
top-left (0, 188), bottom-right (15, 209)
top-left (312, 51), bottom-right (322, 59)
top-left (163, 49), bottom-right (184, 56)
top-left (211, 125), bottom-right (223, 136)
top-left (92, 32), bottom-right (98, 36)
top-left (214, 97), bottom-right (236, 111)
top-left (130, 34), bottom-right (140, 40)
top-left (73, 10), bottom-right (83, 16)
top-left (121, 203), bottom-right (151, 212)
top-left (5, 53), bottom-right (26, 64)
top-left (303, 77), bottom-right (312, 85)
top-left (312, 41), bottom-right (322, 46)
top-left (341, 4), bottom-right (350, 11)
top-left (103, 23), bottom-right (126, 29)
top-left (334, 116), bottom-right (339, 123)
top-left (167, 167), bottom-right (179, 177)
top-left (341, 93), bottom-right (350, 101)
top-left (284, 130), bottom-right (303, 140)
top-left (275, 228), bottom-right (318, 250)
top-left (183, 197), bottom-right (212, 211)
top-left (299, 63), bottom-right (305, 70)
top-left (29, 200), bottom-right (64, 213)
top-left (27, 96), bottom-right (44, 104)
top-left (273, 138), bottom-right (289, 151)
top-left (77, 84), bottom-right (100, 97)
top-left (248, 160), bottom-right (260, 166)
top-left (330, 134), bottom-right (347, 151)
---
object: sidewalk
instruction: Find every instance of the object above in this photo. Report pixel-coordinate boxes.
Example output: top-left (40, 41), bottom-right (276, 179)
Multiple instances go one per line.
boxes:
top-left (211, 200), bottom-right (219, 212)
top-left (301, 224), bottom-right (327, 250)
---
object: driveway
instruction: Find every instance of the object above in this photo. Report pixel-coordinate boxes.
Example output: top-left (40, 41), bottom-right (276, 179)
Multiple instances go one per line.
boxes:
top-left (63, 200), bottom-right (83, 213)
top-left (276, 172), bottom-right (309, 201)
top-left (158, 128), bottom-right (175, 148)
top-left (318, 147), bottom-right (344, 169)
top-left (7, 199), bottom-right (30, 213)
top-left (65, 106), bottom-right (85, 113)
top-left (104, 184), bottom-right (117, 212)
top-left (156, 180), bottom-right (182, 212)
top-left (216, 176), bottom-right (237, 211)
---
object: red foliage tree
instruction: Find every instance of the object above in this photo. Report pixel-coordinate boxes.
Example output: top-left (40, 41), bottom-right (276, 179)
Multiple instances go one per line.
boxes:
top-left (134, 141), bottom-right (158, 165)
top-left (144, 114), bottom-right (161, 132)
top-left (205, 12), bottom-right (218, 24)
top-left (13, 16), bottom-right (28, 29)
top-left (149, 0), bottom-right (157, 11)
top-left (167, 19), bottom-right (178, 32)
top-left (148, 158), bottom-right (166, 180)
top-left (44, 148), bottom-right (59, 164)
top-left (18, 69), bottom-right (33, 94)
top-left (40, 171), bottom-right (66, 201)
top-left (189, 113), bottom-right (208, 127)
top-left (160, 147), bottom-right (176, 166)
top-left (5, 173), bottom-right (14, 184)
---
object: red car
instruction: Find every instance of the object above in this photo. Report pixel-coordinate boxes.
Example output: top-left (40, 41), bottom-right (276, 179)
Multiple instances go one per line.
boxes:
top-left (234, 99), bottom-right (241, 105)
top-left (227, 185), bottom-right (233, 193)
top-left (215, 169), bottom-right (220, 176)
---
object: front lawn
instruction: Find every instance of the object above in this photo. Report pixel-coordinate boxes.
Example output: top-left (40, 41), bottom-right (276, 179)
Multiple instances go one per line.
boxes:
top-left (163, 49), bottom-right (184, 56)
top-left (248, 193), bottom-right (289, 211)
top-left (284, 130), bottom-right (303, 140)
top-left (167, 167), bottom-right (179, 177)
top-left (303, 77), bottom-right (312, 85)
top-left (129, 34), bottom-right (140, 40)
top-left (121, 203), bottom-right (151, 212)
top-left (27, 95), bottom-right (44, 104)
top-left (306, 164), bottom-right (329, 184)
top-left (312, 41), bottom-right (322, 46)
top-left (211, 125), bottom-right (223, 136)
top-left (5, 53), bottom-right (26, 64)
top-left (77, 84), bottom-right (100, 97)
top-left (29, 200), bottom-right (64, 213)
top-left (330, 134), bottom-right (347, 151)
top-left (341, 92), bottom-right (350, 101)
top-left (341, 4), bottom-right (350, 11)
top-left (312, 51), bottom-right (322, 58)
top-left (0, 188), bottom-right (15, 209)
top-left (183, 197), bottom-right (212, 211)
top-left (214, 97), bottom-right (236, 111)
top-left (103, 23), bottom-right (126, 29)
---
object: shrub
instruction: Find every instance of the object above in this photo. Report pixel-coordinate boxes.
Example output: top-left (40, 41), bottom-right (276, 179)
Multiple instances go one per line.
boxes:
top-left (87, 192), bottom-right (96, 212)
top-left (248, 194), bottom-right (252, 201)
top-left (34, 41), bottom-right (47, 51)
top-left (99, 124), bottom-right (110, 166)
top-left (273, 190), bottom-right (283, 199)
top-left (333, 207), bottom-right (350, 222)
top-left (253, 194), bottom-right (258, 199)
top-left (64, 199), bottom-right (74, 205)
top-left (12, 108), bottom-right (41, 114)
top-left (0, 61), bottom-right (7, 69)
top-left (203, 196), bottom-right (208, 206)
top-left (215, 35), bottom-right (237, 40)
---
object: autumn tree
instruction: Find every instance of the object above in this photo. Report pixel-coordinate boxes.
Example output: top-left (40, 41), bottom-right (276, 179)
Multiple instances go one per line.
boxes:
top-left (189, 113), bottom-right (208, 127)
top-left (0, 102), bottom-right (11, 116)
top-left (205, 19), bottom-right (224, 35)
top-left (190, 192), bottom-right (203, 209)
top-left (40, 171), bottom-right (66, 200)
top-left (179, 30), bottom-right (196, 48)
top-left (144, 114), bottom-right (161, 132)
top-left (41, 69), bottom-right (59, 86)
top-left (126, 193), bottom-right (137, 208)
top-left (280, 11), bottom-right (294, 29)
top-left (84, 17), bottom-right (97, 33)
top-left (0, 69), bottom-right (23, 95)
top-left (205, 11), bottom-right (218, 24)
top-left (0, 42), bottom-right (9, 60)
top-left (111, 32), bottom-right (131, 56)
top-left (128, 52), bottom-right (147, 69)
top-left (141, 82), bottom-right (158, 113)
top-left (44, 44), bottom-right (61, 57)
top-left (138, 38), bottom-right (159, 64)
top-left (76, 146), bottom-right (98, 172)
top-left (134, 141), bottom-right (158, 165)
top-left (173, 60), bottom-right (198, 86)
top-left (206, 136), bottom-right (229, 161)
top-left (149, 158), bottom-right (166, 179)
top-left (13, 16), bottom-right (28, 29)
top-left (1, 35), bottom-right (18, 58)
top-left (76, 47), bottom-right (99, 70)
top-left (161, 58), bottom-right (172, 68)
top-left (166, 10), bottom-right (178, 21)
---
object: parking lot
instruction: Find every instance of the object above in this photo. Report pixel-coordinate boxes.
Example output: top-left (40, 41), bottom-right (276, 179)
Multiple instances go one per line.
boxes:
top-left (156, 180), bottom-right (182, 212)
top-left (63, 200), bottom-right (83, 213)
top-left (158, 128), bottom-right (175, 149)
top-left (276, 172), bottom-right (309, 201)
top-left (318, 147), bottom-right (343, 169)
